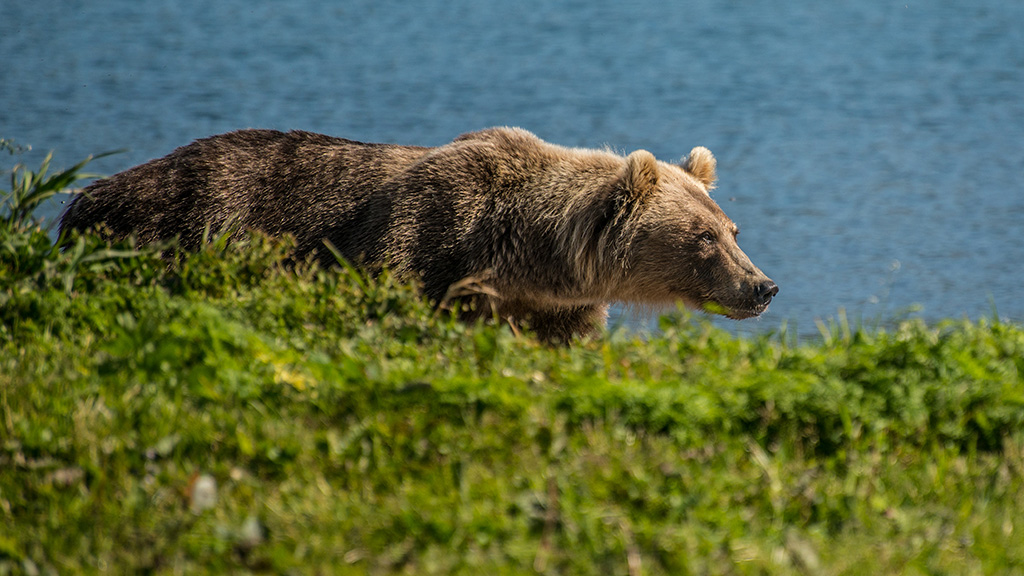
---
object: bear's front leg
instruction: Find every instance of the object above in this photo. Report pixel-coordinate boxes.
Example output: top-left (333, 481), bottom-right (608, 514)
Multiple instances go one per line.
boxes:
top-left (521, 304), bottom-right (609, 343)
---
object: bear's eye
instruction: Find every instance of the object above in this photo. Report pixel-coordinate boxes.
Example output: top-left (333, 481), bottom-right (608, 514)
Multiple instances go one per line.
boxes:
top-left (698, 231), bottom-right (716, 246)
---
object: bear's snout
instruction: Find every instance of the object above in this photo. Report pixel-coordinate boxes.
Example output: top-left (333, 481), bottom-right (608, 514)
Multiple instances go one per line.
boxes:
top-left (754, 280), bottom-right (779, 307)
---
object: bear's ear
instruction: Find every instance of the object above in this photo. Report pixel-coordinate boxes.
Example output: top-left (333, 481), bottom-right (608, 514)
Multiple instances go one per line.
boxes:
top-left (622, 149), bottom-right (659, 203)
top-left (681, 146), bottom-right (717, 189)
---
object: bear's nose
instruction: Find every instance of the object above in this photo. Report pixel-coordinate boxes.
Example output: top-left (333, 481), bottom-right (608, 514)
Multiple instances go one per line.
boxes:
top-left (754, 280), bottom-right (778, 306)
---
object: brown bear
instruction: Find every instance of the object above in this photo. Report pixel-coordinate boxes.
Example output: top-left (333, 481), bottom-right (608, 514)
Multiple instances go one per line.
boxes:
top-left (59, 127), bottom-right (777, 341)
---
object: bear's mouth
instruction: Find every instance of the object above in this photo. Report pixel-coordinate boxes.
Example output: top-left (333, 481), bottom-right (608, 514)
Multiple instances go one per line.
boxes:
top-left (727, 302), bottom-right (771, 320)
top-left (702, 300), bottom-right (771, 320)
top-left (694, 279), bottom-right (778, 320)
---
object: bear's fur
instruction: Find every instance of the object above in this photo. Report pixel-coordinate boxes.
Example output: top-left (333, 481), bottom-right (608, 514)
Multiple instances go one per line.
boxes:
top-left (60, 127), bottom-right (777, 341)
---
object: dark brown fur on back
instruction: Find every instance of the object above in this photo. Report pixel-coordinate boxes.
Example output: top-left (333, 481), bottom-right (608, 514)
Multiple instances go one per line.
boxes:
top-left (61, 127), bottom-right (776, 341)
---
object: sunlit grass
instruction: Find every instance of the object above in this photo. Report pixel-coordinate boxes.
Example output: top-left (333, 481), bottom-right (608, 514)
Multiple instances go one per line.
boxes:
top-left (3, 143), bottom-right (1023, 574)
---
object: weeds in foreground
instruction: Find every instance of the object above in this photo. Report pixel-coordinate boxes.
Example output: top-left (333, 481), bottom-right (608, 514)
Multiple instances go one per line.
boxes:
top-left (2, 143), bottom-right (1024, 575)
top-left (0, 138), bottom-right (120, 233)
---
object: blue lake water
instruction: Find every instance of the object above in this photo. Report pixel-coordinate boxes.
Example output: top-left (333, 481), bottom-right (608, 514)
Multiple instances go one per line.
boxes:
top-left (3, 0), bottom-right (1023, 336)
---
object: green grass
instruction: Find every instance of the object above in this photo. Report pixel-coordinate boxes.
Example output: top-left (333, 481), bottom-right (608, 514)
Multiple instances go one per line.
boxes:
top-left (3, 144), bottom-right (1024, 575)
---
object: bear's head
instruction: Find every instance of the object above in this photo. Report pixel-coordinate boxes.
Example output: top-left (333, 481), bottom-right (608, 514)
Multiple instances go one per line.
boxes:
top-left (613, 147), bottom-right (777, 319)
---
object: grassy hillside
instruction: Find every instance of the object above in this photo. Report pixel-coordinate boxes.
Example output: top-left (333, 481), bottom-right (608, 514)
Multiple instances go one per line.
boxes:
top-left (3, 145), bottom-right (1024, 575)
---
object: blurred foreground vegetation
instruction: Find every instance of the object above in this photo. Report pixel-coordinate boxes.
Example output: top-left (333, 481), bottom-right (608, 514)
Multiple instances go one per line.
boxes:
top-left (2, 144), bottom-right (1024, 575)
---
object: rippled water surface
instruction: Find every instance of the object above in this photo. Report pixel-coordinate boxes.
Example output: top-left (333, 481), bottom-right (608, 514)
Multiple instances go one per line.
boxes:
top-left (3, 0), bottom-right (1023, 334)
